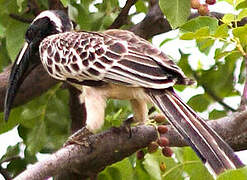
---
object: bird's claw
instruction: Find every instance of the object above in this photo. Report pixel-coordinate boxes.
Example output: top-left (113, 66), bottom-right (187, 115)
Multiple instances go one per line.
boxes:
top-left (123, 117), bottom-right (133, 138)
top-left (64, 127), bottom-right (93, 147)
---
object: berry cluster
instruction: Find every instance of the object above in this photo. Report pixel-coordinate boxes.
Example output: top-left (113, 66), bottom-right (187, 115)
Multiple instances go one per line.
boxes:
top-left (136, 113), bottom-right (173, 171)
top-left (191, 0), bottom-right (216, 15)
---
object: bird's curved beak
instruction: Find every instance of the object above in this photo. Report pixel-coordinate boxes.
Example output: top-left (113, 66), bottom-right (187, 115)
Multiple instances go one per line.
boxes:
top-left (4, 42), bottom-right (38, 121)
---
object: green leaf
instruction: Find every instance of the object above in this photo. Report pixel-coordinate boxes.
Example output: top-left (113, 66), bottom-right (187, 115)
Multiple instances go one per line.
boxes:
top-left (16, 0), bottom-right (25, 12)
top-left (196, 38), bottom-right (215, 54)
top-left (181, 148), bottom-right (213, 179)
top-left (180, 17), bottom-right (218, 34)
top-left (159, 0), bottom-right (191, 29)
top-left (222, 14), bottom-right (235, 24)
top-left (0, 143), bottom-right (20, 163)
top-left (26, 120), bottom-right (46, 154)
top-left (233, 25), bottom-right (247, 48)
top-left (159, 38), bottom-right (175, 47)
top-left (7, 157), bottom-right (27, 177)
top-left (223, 0), bottom-right (245, 6)
top-left (237, 9), bottom-right (247, 21)
top-left (209, 109), bottom-right (227, 120)
top-left (217, 166), bottom-right (247, 180)
top-left (180, 32), bottom-right (195, 40)
top-left (98, 158), bottom-right (134, 180)
top-left (177, 50), bottom-right (193, 77)
top-left (0, 38), bottom-right (11, 72)
top-left (194, 27), bottom-right (210, 38)
top-left (214, 24), bottom-right (229, 38)
top-left (236, 1), bottom-right (247, 9)
top-left (60, 0), bottom-right (69, 7)
top-left (143, 150), bottom-right (181, 180)
top-left (6, 19), bottom-right (28, 61)
top-left (135, 0), bottom-right (148, 13)
top-left (198, 51), bottom-right (241, 99)
top-left (0, 22), bottom-right (6, 37)
top-left (187, 94), bottom-right (211, 112)
top-left (143, 153), bottom-right (162, 180)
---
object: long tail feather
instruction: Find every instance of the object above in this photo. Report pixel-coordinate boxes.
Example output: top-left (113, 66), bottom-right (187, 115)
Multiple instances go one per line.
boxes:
top-left (146, 88), bottom-right (244, 176)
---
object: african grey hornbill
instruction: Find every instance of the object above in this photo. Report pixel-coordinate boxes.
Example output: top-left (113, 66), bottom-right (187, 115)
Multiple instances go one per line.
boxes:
top-left (4, 10), bottom-right (244, 177)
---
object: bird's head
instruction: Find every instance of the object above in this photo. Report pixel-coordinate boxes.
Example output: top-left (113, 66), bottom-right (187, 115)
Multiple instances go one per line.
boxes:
top-left (4, 10), bottom-right (73, 121)
top-left (25, 10), bottom-right (73, 49)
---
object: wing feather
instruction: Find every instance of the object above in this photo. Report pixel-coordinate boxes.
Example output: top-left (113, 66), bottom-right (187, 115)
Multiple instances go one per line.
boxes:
top-left (41, 30), bottom-right (193, 88)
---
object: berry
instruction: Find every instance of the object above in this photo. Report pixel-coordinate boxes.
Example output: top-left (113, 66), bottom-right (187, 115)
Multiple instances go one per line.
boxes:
top-left (136, 150), bottom-right (145, 160)
top-left (198, 4), bottom-right (209, 16)
top-left (160, 162), bottom-right (166, 172)
top-left (147, 142), bottom-right (159, 153)
top-left (206, 0), bottom-right (216, 5)
top-left (157, 125), bottom-right (168, 134)
top-left (154, 114), bottom-right (166, 123)
top-left (162, 147), bottom-right (173, 157)
top-left (191, 0), bottom-right (201, 9)
top-left (158, 137), bottom-right (169, 147)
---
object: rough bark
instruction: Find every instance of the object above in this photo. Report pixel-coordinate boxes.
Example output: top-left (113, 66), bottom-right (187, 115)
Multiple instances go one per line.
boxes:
top-left (14, 110), bottom-right (247, 180)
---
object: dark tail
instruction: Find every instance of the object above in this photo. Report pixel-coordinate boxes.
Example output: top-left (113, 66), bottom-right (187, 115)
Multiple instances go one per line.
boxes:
top-left (147, 88), bottom-right (244, 177)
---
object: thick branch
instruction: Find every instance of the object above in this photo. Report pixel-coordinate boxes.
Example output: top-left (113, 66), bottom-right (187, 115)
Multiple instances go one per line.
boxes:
top-left (14, 125), bottom-right (157, 180)
top-left (0, 64), bottom-right (57, 112)
top-left (14, 110), bottom-right (247, 179)
top-left (162, 110), bottom-right (247, 151)
top-left (108, 0), bottom-right (138, 29)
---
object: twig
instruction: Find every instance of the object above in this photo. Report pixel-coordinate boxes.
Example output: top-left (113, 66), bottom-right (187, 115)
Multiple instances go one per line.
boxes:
top-left (48, 0), bottom-right (66, 11)
top-left (28, 0), bottom-right (41, 15)
top-left (9, 14), bottom-right (33, 23)
top-left (193, 72), bottom-right (236, 112)
top-left (108, 0), bottom-right (138, 29)
top-left (0, 166), bottom-right (11, 180)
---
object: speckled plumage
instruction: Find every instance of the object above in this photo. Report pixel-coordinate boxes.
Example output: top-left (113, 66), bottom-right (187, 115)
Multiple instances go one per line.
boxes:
top-left (39, 30), bottom-right (192, 90)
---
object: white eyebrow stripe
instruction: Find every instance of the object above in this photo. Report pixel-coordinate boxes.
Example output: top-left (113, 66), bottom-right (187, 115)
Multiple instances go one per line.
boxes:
top-left (32, 11), bottom-right (62, 31)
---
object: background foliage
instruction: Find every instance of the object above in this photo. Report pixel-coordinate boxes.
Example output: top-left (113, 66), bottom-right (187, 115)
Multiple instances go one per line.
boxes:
top-left (0, 0), bottom-right (247, 179)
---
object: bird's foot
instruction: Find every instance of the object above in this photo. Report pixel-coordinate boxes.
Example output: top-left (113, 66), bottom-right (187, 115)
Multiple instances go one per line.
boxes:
top-left (64, 127), bottom-right (93, 147)
top-left (122, 117), bottom-right (134, 138)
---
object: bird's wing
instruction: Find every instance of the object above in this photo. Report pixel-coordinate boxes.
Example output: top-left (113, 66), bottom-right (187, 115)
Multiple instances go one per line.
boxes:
top-left (102, 29), bottom-right (193, 88)
top-left (40, 30), bottom-right (192, 89)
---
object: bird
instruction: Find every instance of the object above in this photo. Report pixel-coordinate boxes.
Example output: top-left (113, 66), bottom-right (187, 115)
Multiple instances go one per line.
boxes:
top-left (4, 10), bottom-right (244, 177)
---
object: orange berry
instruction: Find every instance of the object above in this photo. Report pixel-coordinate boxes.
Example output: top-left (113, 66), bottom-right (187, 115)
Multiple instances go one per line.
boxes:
top-left (157, 125), bottom-right (168, 134)
top-left (206, 0), bottom-right (216, 5)
top-left (136, 150), bottom-right (145, 160)
top-left (162, 147), bottom-right (173, 157)
top-left (158, 137), bottom-right (169, 147)
top-left (198, 4), bottom-right (209, 16)
top-left (147, 142), bottom-right (159, 153)
top-left (191, 0), bottom-right (201, 9)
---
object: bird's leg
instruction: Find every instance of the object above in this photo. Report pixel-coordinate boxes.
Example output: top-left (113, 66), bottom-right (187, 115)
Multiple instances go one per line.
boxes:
top-left (64, 87), bottom-right (106, 147)
top-left (123, 99), bottom-right (148, 138)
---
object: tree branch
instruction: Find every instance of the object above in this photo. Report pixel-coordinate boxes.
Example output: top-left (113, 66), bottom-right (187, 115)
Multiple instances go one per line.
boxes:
top-left (0, 64), bottom-right (57, 112)
top-left (14, 125), bottom-right (157, 180)
top-left (108, 0), bottom-right (138, 29)
top-left (13, 110), bottom-right (247, 179)
top-left (163, 110), bottom-right (247, 151)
